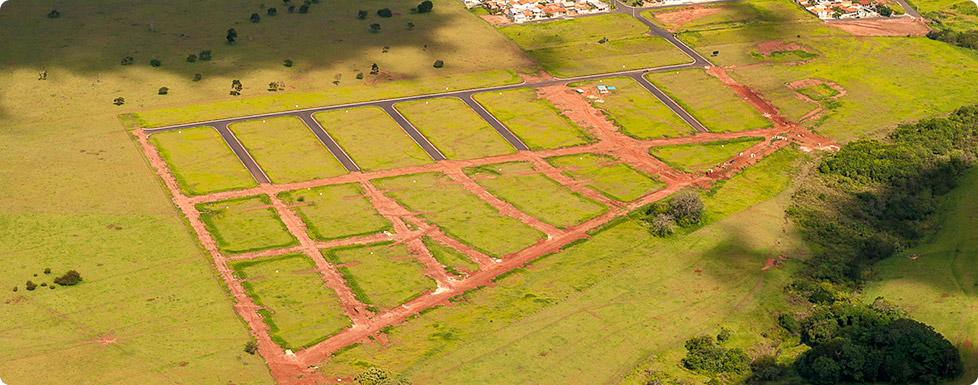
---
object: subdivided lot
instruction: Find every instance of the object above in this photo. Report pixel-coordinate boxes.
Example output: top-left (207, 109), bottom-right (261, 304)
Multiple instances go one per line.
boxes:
top-left (395, 98), bottom-right (516, 160)
top-left (277, 183), bottom-right (392, 241)
top-left (649, 137), bottom-right (765, 174)
top-left (196, 195), bottom-right (298, 254)
top-left (464, 162), bottom-right (607, 229)
top-left (313, 107), bottom-right (433, 172)
top-left (643, 0), bottom-right (816, 32)
top-left (323, 242), bottom-right (437, 310)
top-left (149, 126), bottom-right (257, 195)
top-left (423, 236), bottom-right (479, 276)
top-left (568, 77), bottom-right (693, 139)
top-left (232, 254), bottom-right (350, 350)
top-left (473, 89), bottom-right (593, 150)
top-left (228, 117), bottom-right (347, 183)
top-left (645, 69), bottom-right (772, 132)
top-left (500, 14), bottom-right (690, 77)
top-left (545, 153), bottom-right (664, 201)
top-left (372, 172), bottom-right (545, 258)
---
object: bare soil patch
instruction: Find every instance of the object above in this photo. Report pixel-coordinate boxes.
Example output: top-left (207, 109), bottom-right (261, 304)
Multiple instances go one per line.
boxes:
top-left (786, 78), bottom-right (847, 121)
top-left (653, 6), bottom-right (723, 31)
top-left (756, 41), bottom-right (809, 57)
top-left (481, 15), bottom-right (510, 27)
top-left (826, 17), bottom-right (930, 36)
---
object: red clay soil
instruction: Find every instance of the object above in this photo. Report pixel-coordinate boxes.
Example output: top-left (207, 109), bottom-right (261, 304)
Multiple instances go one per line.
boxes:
top-left (825, 17), bottom-right (931, 36)
top-left (756, 41), bottom-right (807, 57)
top-left (650, 5), bottom-right (723, 30)
top-left (786, 78), bottom-right (847, 121)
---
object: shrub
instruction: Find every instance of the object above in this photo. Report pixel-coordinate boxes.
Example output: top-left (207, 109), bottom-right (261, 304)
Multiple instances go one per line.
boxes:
top-left (669, 190), bottom-right (704, 227)
top-left (250, 13), bottom-right (261, 23)
top-left (358, 10), bottom-right (368, 19)
top-left (186, 54), bottom-right (197, 63)
top-left (267, 7), bottom-right (277, 16)
top-left (353, 367), bottom-right (412, 385)
top-left (356, 72), bottom-right (364, 80)
top-left (149, 59), bottom-right (161, 67)
top-left (12, 286), bottom-right (17, 292)
top-left (433, 59), bottom-right (444, 68)
top-left (193, 73), bottom-right (202, 82)
top-left (198, 50), bottom-right (212, 61)
top-left (681, 335), bottom-right (750, 375)
top-left (48, 10), bottom-right (61, 18)
top-left (283, 59), bottom-right (293, 67)
top-left (121, 56), bottom-right (134, 66)
top-left (417, 0), bottom-right (434, 13)
top-left (25, 281), bottom-right (37, 291)
top-left (244, 341), bottom-right (258, 354)
top-left (299, 4), bottom-right (309, 13)
top-left (716, 327), bottom-right (733, 343)
top-left (370, 23), bottom-right (381, 33)
top-left (113, 97), bottom-right (125, 106)
top-left (158, 87), bottom-right (169, 95)
top-left (54, 270), bottom-right (82, 286)
top-left (377, 8), bottom-right (393, 17)
top-left (44, 268), bottom-right (51, 274)
top-left (649, 214), bottom-right (675, 237)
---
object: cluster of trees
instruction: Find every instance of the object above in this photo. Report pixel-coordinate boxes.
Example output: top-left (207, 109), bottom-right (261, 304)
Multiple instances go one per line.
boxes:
top-left (13, 269), bottom-right (81, 292)
top-left (353, 367), bottom-right (412, 385)
top-left (640, 190), bottom-right (704, 236)
top-left (681, 330), bottom-right (750, 377)
top-left (927, 28), bottom-right (978, 50)
top-left (230, 80), bottom-right (244, 96)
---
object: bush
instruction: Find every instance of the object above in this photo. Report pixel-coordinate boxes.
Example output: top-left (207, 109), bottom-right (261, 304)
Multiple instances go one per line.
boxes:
top-left (149, 59), bottom-right (161, 67)
top-left (298, 4), bottom-right (309, 13)
top-left (377, 8), bottom-right (393, 17)
top-left (12, 286), bottom-right (17, 292)
top-left (681, 335), bottom-right (750, 375)
top-left (283, 59), bottom-right (293, 67)
top-left (244, 341), bottom-right (258, 355)
top-left (48, 10), bottom-right (61, 18)
top-left (649, 214), bottom-right (675, 237)
top-left (25, 281), bottom-right (37, 291)
top-left (113, 97), bottom-right (125, 106)
top-left (353, 367), bottom-right (412, 385)
top-left (669, 190), bottom-right (704, 227)
top-left (716, 327), bottom-right (733, 343)
top-left (250, 13), bottom-right (261, 23)
top-left (370, 23), bottom-right (381, 33)
top-left (198, 50), bottom-right (212, 61)
top-left (186, 54), bottom-right (197, 63)
top-left (158, 87), bottom-right (169, 95)
top-left (44, 268), bottom-right (51, 274)
top-left (432, 59), bottom-right (444, 68)
top-left (54, 270), bottom-right (82, 286)
top-left (417, 0), bottom-right (434, 13)
top-left (267, 7), bottom-right (277, 16)
top-left (193, 73), bottom-right (202, 82)
top-left (358, 10), bottom-right (368, 19)
top-left (121, 56), bottom-right (134, 66)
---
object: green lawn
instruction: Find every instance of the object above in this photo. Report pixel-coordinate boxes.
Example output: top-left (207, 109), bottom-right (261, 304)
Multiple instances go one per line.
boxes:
top-left (228, 116), bottom-right (347, 183)
top-left (545, 153), bottom-right (665, 202)
top-left (196, 195), bottom-right (298, 254)
top-left (464, 162), bottom-right (607, 229)
top-left (323, 242), bottom-right (437, 310)
top-left (644, 0), bottom-right (816, 31)
top-left (649, 137), bottom-right (765, 174)
top-left (313, 107), bottom-right (433, 172)
top-left (150, 126), bottom-right (257, 195)
top-left (473, 89), bottom-right (593, 150)
top-left (395, 98), bottom-right (516, 160)
top-left (500, 14), bottom-right (689, 77)
top-left (232, 254), bottom-right (351, 350)
top-left (423, 236), bottom-right (479, 276)
top-left (568, 77), bottom-right (693, 139)
top-left (277, 183), bottom-right (392, 241)
top-left (645, 69), bottom-right (773, 133)
top-left (372, 172), bottom-right (546, 258)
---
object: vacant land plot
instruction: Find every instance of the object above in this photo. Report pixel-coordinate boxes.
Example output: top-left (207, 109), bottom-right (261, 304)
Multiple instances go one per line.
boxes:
top-left (644, 0), bottom-right (816, 31)
top-left (313, 107), bottom-right (433, 171)
top-left (395, 98), bottom-right (516, 160)
top-left (649, 137), bottom-right (764, 174)
top-left (228, 117), bottom-right (347, 183)
top-left (646, 69), bottom-right (772, 132)
top-left (423, 236), bottom-right (479, 276)
top-left (500, 14), bottom-right (689, 76)
top-left (465, 162), bottom-right (607, 228)
top-left (474, 89), bottom-right (593, 150)
top-left (277, 183), bottom-right (391, 241)
top-left (323, 242), bottom-right (437, 310)
top-left (372, 172), bottom-right (545, 258)
top-left (546, 153), bottom-right (664, 201)
top-left (569, 77), bottom-right (693, 139)
top-left (232, 253), bottom-right (351, 350)
top-left (150, 127), bottom-right (257, 195)
top-left (196, 195), bottom-right (298, 254)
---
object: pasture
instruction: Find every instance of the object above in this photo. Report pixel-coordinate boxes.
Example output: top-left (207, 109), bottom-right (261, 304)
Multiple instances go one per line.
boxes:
top-left (196, 195), bottom-right (298, 254)
top-left (395, 98), bottom-right (516, 160)
top-left (232, 254), bottom-right (351, 350)
top-left (649, 137), bottom-right (765, 174)
top-left (313, 107), bottom-right (433, 171)
top-left (546, 153), bottom-right (665, 201)
top-left (150, 126), bottom-right (257, 195)
top-left (323, 242), bottom-right (437, 310)
top-left (569, 77), bottom-right (694, 139)
top-left (277, 183), bottom-right (392, 241)
top-left (473, 89), bottom-right (594, 150)
top-left (645, 69), bottom-right (772, 132)
top-left (229, 117), bottom-right (348, 183)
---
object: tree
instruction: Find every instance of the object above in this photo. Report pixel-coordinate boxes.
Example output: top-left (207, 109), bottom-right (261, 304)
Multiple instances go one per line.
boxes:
top-left (298, 4), bottom-right (310, 13)
top-left (186, 54), bottom-right (197, 63)
top-left (283, 59), bottom-right (293, 67)
top-left (54, 270), bottom-right (82, 286)
top-left (669, 190), bottom-right (704, 227)
top-left (44, 268), bottom-right (51, 274)
top-left (358, 10), bottom-right (369, 19)
top-left (250, 13), bottom-right (261, 23)
top-left (649, 214), bottom-right (675, 236)
top-left (26, 281), bottom-right (37, 291)
top-left (370, 23), bottom-right (381, 33)
top-left (199, 50), bottom-right (212, 61)
top-left (48, 10), bottom-right (61, 18)
top-left (432, 59), bottom-right (444, 68)
top-left (121, 56), bottom-right (134, 66)
top-left (193, 73), bottom-right (202, 82)
top-left (244, 341), bottom-right (258, 355)
top-left (158, 87), bottom-right (169, 95)
top-left (267, 7), bottom-right (277, 16)
top-left (407, 22), bottom-right (415, 30)
top-left (226, 28), bottom-right (237, 44)
top-left (370, 63), bottom-right (379, 75)
top-left (353, 367), bottom-right (412, 385)
top-left (149, 59), bottom-right (161, 67)
top-left (377, 8), bottom-right (393, 17)
top-left (113, 97), bottom-right (125, 105)
top-left (356, 72), bottom-right (364, 79)
top-left (288, 5), bottom-right (296, 13)
top-left (38, 71), bottom-right (47, 80)
top-left (417, 0), bottom-right (434, 13)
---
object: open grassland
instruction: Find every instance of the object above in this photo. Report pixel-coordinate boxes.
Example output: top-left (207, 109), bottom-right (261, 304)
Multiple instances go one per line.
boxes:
top-left (232, 254), bottom-right (351, 350)
top-left (323, 243), bottom-right (437, 310)
top-left (196, 195), bottom-right (298, 254)
top-left (643, 0), bottom-right (816, 31)
top-left (372, 172), bottom-right (545, 258)
top-left (474, 89), bottom-right (593, 150)
top-left (277, 183), bottom-right (392, 241)
top-left (464, 162), bottom-right (608, 228)
top-left (317, 148), bottom-right (812, 383)
top-left (649, 137), bottom-right (765, 174)
top-left (150, 126), bottom-right (257, 195)
top-left (697, 147), bottom-right (809, 225)
top-left (500, 14), bottom-right (689, 77)
top-left (313, 107), bottom-right (433, 171)
top-left (865, 168), bottom-right (978, 379)
top-left (423, 236), bottom-right (479, 276)
top-left (646, 69), bottom-right (773, 132)
top-left (228, 117), bottom-right (347, 183)
top-left (926, 1), bottom-right (978, 32)
top-left (546, 153), bottom-right (665, 201)
top-left (568, 78), bottom-right (693, 139)
top-left (395, 98), bottom-right (516, 160)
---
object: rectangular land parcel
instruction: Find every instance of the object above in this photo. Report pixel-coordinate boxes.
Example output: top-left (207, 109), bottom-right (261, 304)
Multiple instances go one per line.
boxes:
top-left (278, 183), bottom-right (392, 241)
top-left (229, 116), bottom-right (348, 183)
top-left (323, 243), bottom-right (437, 310)
top-left (314, 107), bottom-right (433, 171)
top-left (473, 89), bottom-right (593, 150)
top-left (196, 195), bottom-right (298, 254)
top-left (150, 127), bottom-right (257, 195)
top-left (395, 98), bottom-right (516, 160)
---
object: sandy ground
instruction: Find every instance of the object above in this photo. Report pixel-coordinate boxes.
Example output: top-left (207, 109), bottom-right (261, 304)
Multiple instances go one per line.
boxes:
top-left (826, 17), bottom-right (931, 36)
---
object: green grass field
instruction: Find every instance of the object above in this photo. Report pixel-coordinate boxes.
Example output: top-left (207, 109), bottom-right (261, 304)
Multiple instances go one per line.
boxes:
top-left (500, 14), bottom-right (690, 77)
top-left (423, 236), bottom-right (479, 276)
top-left (646, 69), bottom-right (773, 133)
top-left (464, 162), bottom-right (607, 229)
top-left (644, 0), bottom-right (816, 31)
top-left (232, 254), bottom-right (351, 350)
top-left (925, 0), bottom-right (978, 32)
top-left (323, 242), bottom-right (437, 310)
top-left (150, 126), bottom-right (257, 195)
top-left (545, 153), bottom-right (665, 202)
top-left (277, 183), bottom-right (392, 241)
top-left (196, 195), bottom-right (298, 254)
top-left (316, 148), bottom-right (812, 384)
top-left (473, 89), bottom-right (593, 150)
top-left (649, 137), bottom-right (765, 174)
top-left (569, 77), bottom-right (694, 139)
top-left (395, 98), bottom-right (516, 160)
top-left (228, 117), bottom-right (347, 183)
top-left (372, 172), bottom-right (545, 258)
top-left (313, 107), bottom-right (433, 171)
